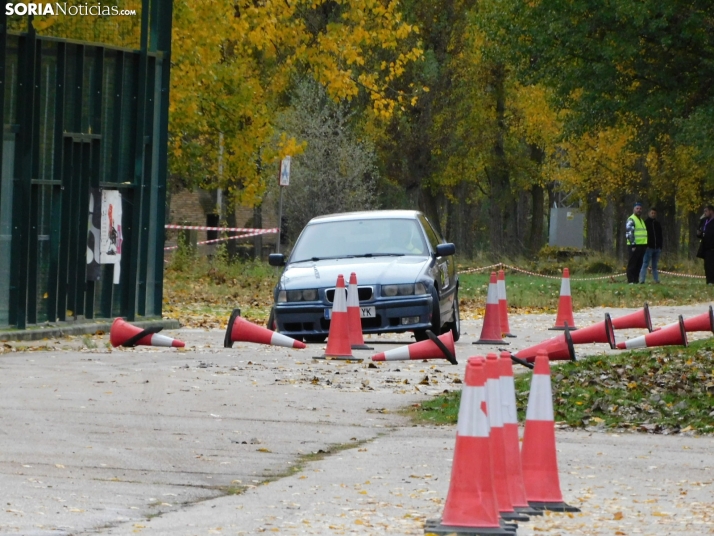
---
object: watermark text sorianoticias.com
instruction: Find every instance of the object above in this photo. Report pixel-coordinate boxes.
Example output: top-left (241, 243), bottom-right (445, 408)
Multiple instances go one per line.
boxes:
top-left (6, 3), bottom-right (137, 16)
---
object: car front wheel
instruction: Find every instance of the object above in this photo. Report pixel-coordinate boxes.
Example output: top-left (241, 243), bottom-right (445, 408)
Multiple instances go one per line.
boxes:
top-left (414, 287), bottom-right (441, 342)
top-left (447, 288), bottom-right (461, 342)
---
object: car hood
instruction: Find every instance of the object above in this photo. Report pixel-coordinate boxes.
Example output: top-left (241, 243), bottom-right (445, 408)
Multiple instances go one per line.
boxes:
top-left (280, 256), bottom-right (431, 289)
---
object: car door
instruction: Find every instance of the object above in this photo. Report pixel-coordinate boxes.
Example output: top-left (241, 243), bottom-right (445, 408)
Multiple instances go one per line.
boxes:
top-left (418, 215), bottom-right (455, 323)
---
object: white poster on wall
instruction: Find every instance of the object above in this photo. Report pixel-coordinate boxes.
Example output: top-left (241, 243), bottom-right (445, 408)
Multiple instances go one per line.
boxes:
top-left (100, 190), bottom-right (123, 284)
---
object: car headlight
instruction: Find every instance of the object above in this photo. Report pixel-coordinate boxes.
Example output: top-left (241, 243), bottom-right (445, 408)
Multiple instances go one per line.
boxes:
top-left (382, 284), bottom-right (427, 297)
top-left (279, 289), bottom-right (319, 302)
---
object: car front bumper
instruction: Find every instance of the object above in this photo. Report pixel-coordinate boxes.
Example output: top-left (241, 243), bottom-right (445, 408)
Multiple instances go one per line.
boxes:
top-left (273, 295), bottom-right (433, 338)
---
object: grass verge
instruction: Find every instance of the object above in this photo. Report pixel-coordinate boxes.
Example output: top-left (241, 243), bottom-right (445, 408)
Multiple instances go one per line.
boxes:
top-left (406, 340), bottom-right (714, 435)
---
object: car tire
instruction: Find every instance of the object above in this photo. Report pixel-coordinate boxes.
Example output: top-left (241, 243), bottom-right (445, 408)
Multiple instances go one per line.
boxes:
top-left (304, 334), bottom-right (327, 343)
top-left (414, 287), bottom-right (441, 342)
top-left (447, 288), bottom-right (461, 342)
top-left (267, 308), bottom-right (276, 331)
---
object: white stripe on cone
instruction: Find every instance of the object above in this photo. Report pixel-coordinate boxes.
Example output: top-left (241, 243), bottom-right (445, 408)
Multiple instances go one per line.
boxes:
top-left (486, 278), bottom-right (498, 304)
top-left (457, 385), bottom-right (490, 438)
top-left (497, 278), bottom-right (506, 301)
top-left (618, 335), bottom-right (648, 350)
top-left (347, 280), bottom-right (359, 308)
top-left (560, 274), bottom-right (571, 297)
top-left (149, 334), bottom-right (178, 347)
top-left (525, 375), bottom-right (554, 421)
top-left (486, 376), bottom-right (504, 428)
top-left (375, 345), bottom-right (412, 361)
top-left (333, 282), bottom-right (347, 313)
top-left (270, 331), bottom-right (302, 348)
top-left (500, 375), bottom-right (518, 425)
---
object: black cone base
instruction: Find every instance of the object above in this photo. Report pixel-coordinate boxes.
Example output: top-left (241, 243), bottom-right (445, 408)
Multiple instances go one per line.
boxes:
top-left (528, 501), bottom-right (581, 512)
top-left (424, 518), bottom-right (515, 535)
top-left (500, 511), bottom-right (529, 522)
top-left (515, 505), bottom-right (543, 516)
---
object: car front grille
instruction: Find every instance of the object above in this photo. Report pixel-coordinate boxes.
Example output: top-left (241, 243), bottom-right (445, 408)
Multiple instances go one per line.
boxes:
top-left (326, 286), bottom-right (373, 303)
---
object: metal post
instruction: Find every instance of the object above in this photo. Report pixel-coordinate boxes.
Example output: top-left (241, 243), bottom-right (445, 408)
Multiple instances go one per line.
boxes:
top-left (277, 186), bottom-right (283, 254)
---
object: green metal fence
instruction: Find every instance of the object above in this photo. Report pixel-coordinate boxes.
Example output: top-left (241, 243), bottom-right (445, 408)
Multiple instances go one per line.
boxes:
top-left (0, 0), bottom-right (173, 328)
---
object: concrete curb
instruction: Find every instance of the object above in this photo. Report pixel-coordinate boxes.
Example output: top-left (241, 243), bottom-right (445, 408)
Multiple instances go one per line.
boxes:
top-left (0, 318), bottom-right (181, 342)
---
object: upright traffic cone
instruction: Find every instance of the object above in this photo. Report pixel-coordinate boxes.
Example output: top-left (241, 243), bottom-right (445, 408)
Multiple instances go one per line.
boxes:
top-left (110, 318), bottom-right (186, 348)
top-left (498, 270), bottom-right (516, 338)
top-left (512, 324), bottom-right (576, 362)
top-left (521, 350), bottom-right (580, 512)
top-left (347, 273), bottom-right (372, 350)
top-left (659, 306), bottom-right (714, 334)
top-left (569, 313), bottom-right (616, 349)
top-left (499, 352), bottom-right (541, 517)
top-left (426, 357), bottom-right (512, 536)
top-left (550, 268), bottom-right (578, 330)
top-left (610, 303), bottom-right (653, 332)
top-left (485, 353), bottom-right (529, 522)
top-left (616, 315), bottom-right (688, 350)
top-left (224, 312), bottom-right (306, 349)
top-left (317, 275), bottom-right (353, 359)
top-left (473, 272), bottom-right (508, 345)
top-left (371, 331), bottom-right (457, 365)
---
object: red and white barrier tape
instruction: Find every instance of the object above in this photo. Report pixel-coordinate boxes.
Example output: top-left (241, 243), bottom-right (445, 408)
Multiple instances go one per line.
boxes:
top-left (165, 224), bottom-right (279, 233)
top-left (164, 229), bottom-right (275, 251)
top-left (457, 263), bottom-right (704, 281)
top-left (657, 270), bottom-right (705, 279)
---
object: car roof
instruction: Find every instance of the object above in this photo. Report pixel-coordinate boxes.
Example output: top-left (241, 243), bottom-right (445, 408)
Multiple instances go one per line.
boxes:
top-left (308, 210), bottom-right (424, 224)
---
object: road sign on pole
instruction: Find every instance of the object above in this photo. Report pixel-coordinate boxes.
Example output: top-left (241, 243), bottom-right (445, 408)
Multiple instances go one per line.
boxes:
top-left (279, 156), bottom-right (291, 186)
top-left (277, 156), bottom-right (291, 253)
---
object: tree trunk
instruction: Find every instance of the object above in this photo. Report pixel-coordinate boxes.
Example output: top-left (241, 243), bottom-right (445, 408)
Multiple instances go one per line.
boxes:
top-left (529, 184), bottom-right (545, 253)
top-left (585, 192), bottom-right (606, 252)
top-left (688, 211), bottom-right (702, 259)
top-left (253, 204), bottom-right (263, 260)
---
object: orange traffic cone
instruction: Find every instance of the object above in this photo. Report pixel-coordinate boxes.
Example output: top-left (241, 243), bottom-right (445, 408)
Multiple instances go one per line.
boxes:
top-left (611, 303), bottom-right (653, 332)
top-left (485, 353), bottom-right (529, 522)
top-left (371, 331), bottom-right (457, 365)
top-left (616, 315), bottom-right (688, 350)
top-left (499, 351), bottom-right (542, 517)
top-left (570, 313), bottom-right (616, 349)
top-left (224, 311), bottom-right (306, 349)
top-left (550, 268), bottom-right (578, 330)
top-left (659, 306), bottom-right (714, 334)
top-left (473, 272), bottom-right (508, 345)
top-left (316, 275), bottom-right (354, 359)
top-left (521, 349), bottom-right (580, 512)
top-left (110, 318), bottom-right (185, 348)
top-left (426, 357), bottom-right (512, 535)
top-left (347, 273), bottom-right (372, 350)
top-left (512, 323), bottom-right (576, 362)
top-left (497, 270), bottom-right (516, 338)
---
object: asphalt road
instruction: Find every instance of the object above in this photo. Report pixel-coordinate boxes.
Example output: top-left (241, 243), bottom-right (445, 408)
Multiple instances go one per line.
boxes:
top-left (0, 306), bottom-right (712, 535)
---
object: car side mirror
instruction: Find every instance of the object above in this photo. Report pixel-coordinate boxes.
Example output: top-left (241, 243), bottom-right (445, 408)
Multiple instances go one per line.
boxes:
top-left (435, 243), bottom-right (456, 257)
top-left (268, 253), bottom-right (285, 267)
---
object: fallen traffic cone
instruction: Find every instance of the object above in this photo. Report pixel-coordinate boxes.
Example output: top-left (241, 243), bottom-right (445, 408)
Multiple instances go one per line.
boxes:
top-left (610, 303), bottom-right (653, 332)
top-left (659, 306), bottom-right (714, 334)
top-left (473, 272), bottom-right (508, 345)
top-left (521, 350), bottom-right (580, 512)
top-left (347, 273), bottom-right (372, 350)
top-left (317, 275), bottom-right (354, 359)
top-left (500, 351), bottom-right (542, 517)
top-left (425, 357), bottom-right (512, 535)
top-left (224, 310), bottom-right (306, 349)
top-left (550, 267), bottom-right (578, 330)
top-left (512, 323), bottom-right (576, 362)
top-left (616, 315), bottom-right (688, 350)
top-left (110, 317), bottom-right (185, 348)
top-left (371, 330), bottom-right (457, 365)
top-left (485, 353), bottom-right (529, 522)
top-left (570, 313), bottom-right (616, 349)
top-left (498, 270), bottom-right (516, 338)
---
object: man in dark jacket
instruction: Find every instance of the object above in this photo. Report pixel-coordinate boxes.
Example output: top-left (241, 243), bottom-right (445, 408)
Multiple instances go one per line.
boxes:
top-left (697, 205), bottom-right (714, 284)
top-left (638, 208), bottom-right (663, 283)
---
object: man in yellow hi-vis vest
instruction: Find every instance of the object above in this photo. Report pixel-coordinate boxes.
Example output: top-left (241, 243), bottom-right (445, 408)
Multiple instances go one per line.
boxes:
top-left (626, 202), bottom-right (648, 283)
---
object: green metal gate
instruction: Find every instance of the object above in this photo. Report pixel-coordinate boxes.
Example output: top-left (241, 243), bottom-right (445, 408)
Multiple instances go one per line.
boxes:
top-left (0, 1), bottom-right (173, 329)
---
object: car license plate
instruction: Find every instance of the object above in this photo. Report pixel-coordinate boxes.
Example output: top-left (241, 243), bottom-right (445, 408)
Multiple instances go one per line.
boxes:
top-left (325, 306), bottom-right (376, 319)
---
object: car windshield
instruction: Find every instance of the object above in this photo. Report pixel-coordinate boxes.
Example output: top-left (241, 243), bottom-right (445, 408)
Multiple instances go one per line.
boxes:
top-left (290, 218), bottom-right (429, 262)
